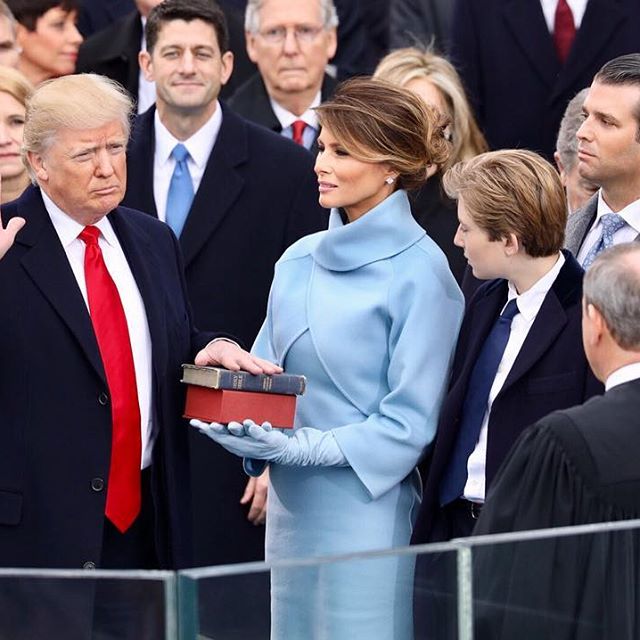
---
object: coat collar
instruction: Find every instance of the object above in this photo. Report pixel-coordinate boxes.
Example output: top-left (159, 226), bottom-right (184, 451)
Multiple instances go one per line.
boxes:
top-left (312, 190), bottom-right (425, 271)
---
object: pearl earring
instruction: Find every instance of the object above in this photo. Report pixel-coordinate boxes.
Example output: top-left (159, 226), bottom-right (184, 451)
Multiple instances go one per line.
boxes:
top-left (385, 177), bottom-right (395, 185)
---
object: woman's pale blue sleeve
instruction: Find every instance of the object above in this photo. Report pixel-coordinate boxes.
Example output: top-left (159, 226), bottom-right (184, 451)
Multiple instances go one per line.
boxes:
top-left (332, 255), bottom-right (464, 499)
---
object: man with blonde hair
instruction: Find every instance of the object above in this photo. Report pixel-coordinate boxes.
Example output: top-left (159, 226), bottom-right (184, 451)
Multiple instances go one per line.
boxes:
top-left (0, 72), bottom-right (276, 639)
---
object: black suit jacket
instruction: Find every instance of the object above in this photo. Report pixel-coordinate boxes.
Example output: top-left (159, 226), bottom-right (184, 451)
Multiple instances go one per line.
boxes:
top-left (450, 0), bottom-right (640, 158)
top-left (390, 0), bottom-right (453, 53)
top-left (122, 104), bottom-right (327, 567)
top-left (413, 251), bottom-right (603, 542)
top-left (77, 0), bottom-right (134, 37)
top-left (228, 73), bottom-right (337, 155)
top-left (76, 11), bottom-right (141, 100)
top-left (0, 186), bottom-right (219, 636)
top-left (75, 8), bottom-right (255, 104)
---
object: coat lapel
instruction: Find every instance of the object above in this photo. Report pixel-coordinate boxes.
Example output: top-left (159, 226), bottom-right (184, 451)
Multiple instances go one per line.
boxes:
top-left (499, 253), bottom-right (583, 394)
top-left (122, 13), bottom-right (143, 98)
top-left (231, 74), bottom-right (281, 132)
top-left (502, 0), bottom-right (559, 89)
top-left (564, 195), bottom-right (597, 256)
top-left (179, 105), bottom-right (246, 267)
top-left (109, 208), bottom-right (170, 379)
top-left (16, 187), bottom-right (106, 383)
top-left (125, 107), bottom-right (157, 217)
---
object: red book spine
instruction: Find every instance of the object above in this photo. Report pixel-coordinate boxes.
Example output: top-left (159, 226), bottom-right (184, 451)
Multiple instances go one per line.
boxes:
top-left (184, 386), bottom-right (296, 429)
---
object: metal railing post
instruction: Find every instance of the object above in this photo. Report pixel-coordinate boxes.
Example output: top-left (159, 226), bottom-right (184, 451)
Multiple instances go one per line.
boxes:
top-left (457, 544), bottom-right (474, 640)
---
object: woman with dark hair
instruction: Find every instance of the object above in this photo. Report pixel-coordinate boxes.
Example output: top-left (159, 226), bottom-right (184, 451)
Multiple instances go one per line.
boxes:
top-left (194, 77), bottom-right (464, 639)
top-left (7, 0), bottom-right (82, 84)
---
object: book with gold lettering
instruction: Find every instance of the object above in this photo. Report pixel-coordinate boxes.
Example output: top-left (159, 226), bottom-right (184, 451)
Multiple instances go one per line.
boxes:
top-left (181, 364), bottom-right (306, 395)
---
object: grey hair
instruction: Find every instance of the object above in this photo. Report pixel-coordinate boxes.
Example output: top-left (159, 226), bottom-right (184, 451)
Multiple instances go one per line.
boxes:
top-left (584, 242), bottom-right (640, 350)
top-left (23, 74), bottom-right (133, 181)
top-left (244, 0), bottom-right (338, 33)
top-left (556, 88), bottom-right (588, 172)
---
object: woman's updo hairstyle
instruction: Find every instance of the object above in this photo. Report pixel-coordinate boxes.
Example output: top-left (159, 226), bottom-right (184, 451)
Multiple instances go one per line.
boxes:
top-left (315, 77), bottom-right (450, 191)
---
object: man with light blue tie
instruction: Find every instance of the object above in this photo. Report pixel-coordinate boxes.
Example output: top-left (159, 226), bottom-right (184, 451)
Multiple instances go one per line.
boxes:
top-left (121, 0), bottom-right (327, 572)
top-left (565, 54), bottom-right (640, 264)
top-left (165, 142), bottom-right (193, 237)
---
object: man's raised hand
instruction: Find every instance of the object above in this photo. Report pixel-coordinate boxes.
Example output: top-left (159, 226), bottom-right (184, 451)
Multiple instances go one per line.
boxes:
top-left (0, 211), bottom-right (25, 260)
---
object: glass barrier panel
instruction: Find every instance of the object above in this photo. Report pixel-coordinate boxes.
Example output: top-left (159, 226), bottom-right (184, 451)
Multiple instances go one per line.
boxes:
top-left (468, 519), bottom-right (640, 640)
top-left (0, 568), bottom-right (176, 640)
top-left (180, 543), bottom-right (460, 640)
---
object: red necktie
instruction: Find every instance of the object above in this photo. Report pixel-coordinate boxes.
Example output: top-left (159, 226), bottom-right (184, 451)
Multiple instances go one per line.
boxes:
top-left (291, 119), bottom-right (307, 146)
top-left (553, 0), bottom-right (576, 64)
top-left (79, 226), bottom-right (141, 533)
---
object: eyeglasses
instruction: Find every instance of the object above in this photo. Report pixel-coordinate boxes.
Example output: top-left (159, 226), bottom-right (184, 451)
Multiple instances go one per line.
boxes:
top-left (258, 25), bottom-right (324, 45)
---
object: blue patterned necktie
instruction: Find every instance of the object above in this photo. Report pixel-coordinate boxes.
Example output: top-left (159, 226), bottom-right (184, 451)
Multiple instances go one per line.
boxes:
top-left (581, 212), bottom-right (626, 269)
top-left (165, 143), bottom-right (194, 238)
top-left (439, 299), bottom-right (520, 506)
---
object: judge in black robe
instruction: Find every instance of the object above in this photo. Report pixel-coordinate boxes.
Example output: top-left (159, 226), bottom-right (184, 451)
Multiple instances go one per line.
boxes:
top-left (472, 376), bottom-right (640, 640)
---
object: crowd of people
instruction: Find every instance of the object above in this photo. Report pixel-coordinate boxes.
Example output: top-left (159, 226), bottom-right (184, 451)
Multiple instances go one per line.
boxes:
top-left (0, 0), bottom-right (639, 639)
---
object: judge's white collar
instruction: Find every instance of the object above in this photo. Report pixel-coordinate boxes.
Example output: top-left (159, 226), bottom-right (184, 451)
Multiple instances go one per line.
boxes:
top-left (606, 362), bottom-right (640, 391)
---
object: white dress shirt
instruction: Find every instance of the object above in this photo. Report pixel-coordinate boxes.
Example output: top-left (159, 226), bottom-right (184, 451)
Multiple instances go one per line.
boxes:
top-left (43, 191), bottom-right (156, 468)
top-left (463, 252), bottom-right (566, 502)
top-left (137, 17), bottom-right (156, 114)
top-left (576, 190), bottom-right (640, 265)
top-left (606, 362), bottom-right (640, 391)
top-left (539, 0), bottom-right (588, 31)
top-left (153, 104), bottom-right (223, 223)
top-left (270, 91), bottom-right (321, 150)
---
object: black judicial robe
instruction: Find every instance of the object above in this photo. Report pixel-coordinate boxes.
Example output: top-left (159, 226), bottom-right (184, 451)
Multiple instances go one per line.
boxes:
top-left (472, 378), bottom-right (640, 640)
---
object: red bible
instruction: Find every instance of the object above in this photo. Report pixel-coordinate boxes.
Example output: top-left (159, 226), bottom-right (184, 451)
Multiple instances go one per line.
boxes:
top-left (184, 386), bottom-right (296, 429)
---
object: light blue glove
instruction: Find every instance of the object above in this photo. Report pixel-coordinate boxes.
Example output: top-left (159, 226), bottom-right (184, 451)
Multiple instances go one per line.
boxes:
top-left (191, 419), bottom-right (288, 459)
top-left (191, 419), bottom-right (348, 468)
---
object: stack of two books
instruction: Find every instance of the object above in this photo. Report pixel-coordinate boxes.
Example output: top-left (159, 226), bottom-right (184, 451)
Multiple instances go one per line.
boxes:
top-left (181, 365), bottom-right (306, 429)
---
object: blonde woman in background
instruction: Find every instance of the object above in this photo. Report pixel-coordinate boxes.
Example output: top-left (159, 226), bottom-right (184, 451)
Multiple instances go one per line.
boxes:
top-left (375, 47), bottom-right (487, 283)
top-left (0, 66), bottom-right (31, 202)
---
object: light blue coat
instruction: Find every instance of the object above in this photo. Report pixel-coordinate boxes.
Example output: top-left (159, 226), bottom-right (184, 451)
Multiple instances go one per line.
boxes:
top-left (251, 190), bottom-right (464, 639)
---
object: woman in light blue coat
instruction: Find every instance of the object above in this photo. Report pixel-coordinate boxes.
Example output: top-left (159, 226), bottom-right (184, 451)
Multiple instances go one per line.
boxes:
top-left (194, 78), bottom-right (464, 639)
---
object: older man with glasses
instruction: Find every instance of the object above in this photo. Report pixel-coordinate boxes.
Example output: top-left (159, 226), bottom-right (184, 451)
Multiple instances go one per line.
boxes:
top-left (229, 0), bottom-right (338, 153)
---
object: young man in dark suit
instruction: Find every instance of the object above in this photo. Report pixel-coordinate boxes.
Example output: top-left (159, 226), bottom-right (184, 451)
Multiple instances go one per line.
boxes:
top-left (473, 242), bottom-right (640, 639)
top-left (124, 0), bottom-right (327, 572)
top-left (0, 72), bottom-right (276, 640)
top-left (564, 54), bottom-right (640, 265)
top-left (412, 148), bottom-right (602, 640)
top-left (414, 149), bottom-right (602, 545)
